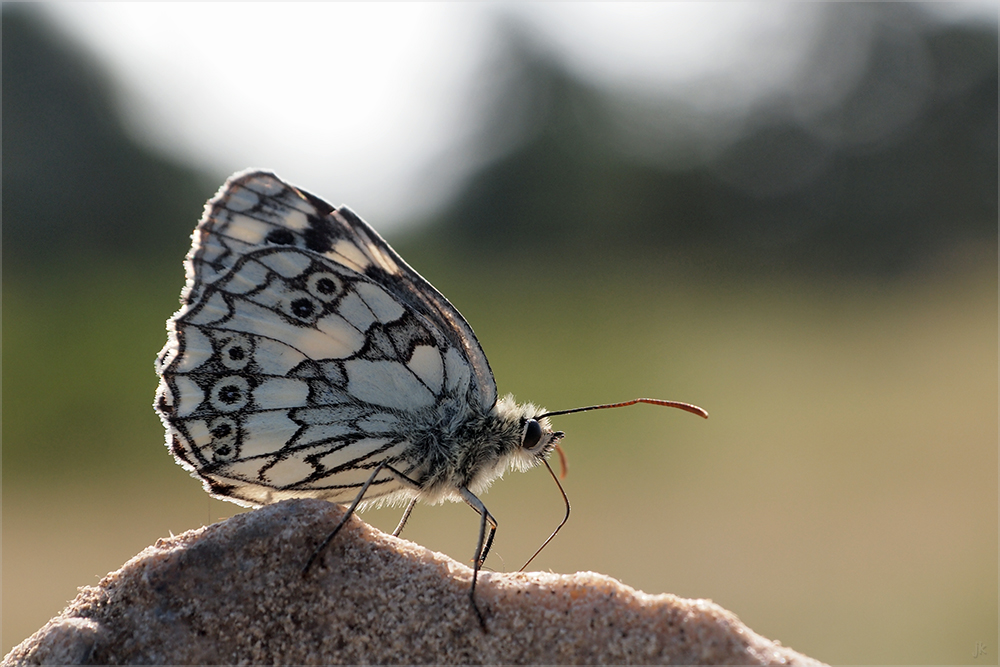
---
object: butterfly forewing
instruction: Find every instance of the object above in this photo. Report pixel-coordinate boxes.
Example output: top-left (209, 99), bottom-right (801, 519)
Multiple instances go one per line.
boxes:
top-left (155, 170), bottom-right (498, 507)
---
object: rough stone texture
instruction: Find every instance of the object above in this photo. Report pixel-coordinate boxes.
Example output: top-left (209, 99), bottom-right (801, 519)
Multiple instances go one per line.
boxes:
top-left (5, 499), bottom-right (825, 665)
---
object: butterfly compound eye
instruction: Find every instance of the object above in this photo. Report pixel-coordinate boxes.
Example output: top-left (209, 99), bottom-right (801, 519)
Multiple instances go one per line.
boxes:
top-left (522, 419), bottom-right (543, 452)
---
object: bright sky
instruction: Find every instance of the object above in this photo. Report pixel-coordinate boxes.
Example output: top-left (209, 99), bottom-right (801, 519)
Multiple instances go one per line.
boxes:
top-left (46, 3), bottom-right (997, 230)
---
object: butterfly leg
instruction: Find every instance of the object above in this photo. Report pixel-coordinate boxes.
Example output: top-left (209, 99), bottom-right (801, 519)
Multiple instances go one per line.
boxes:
top-left (392, 497), bottom-right (418, 537)
top-left (459, 486), bottom-right (497, 631)
top-left (302, 460), bottom-right (390, 575)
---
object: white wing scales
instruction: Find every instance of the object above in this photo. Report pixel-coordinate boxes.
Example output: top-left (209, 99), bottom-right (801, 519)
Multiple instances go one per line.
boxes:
top-left (155, 170), bottom-right (498, 506)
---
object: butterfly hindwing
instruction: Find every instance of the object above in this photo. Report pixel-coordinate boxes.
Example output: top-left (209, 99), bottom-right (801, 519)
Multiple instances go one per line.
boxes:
top-left (155, 170), bottom-right (497, 506)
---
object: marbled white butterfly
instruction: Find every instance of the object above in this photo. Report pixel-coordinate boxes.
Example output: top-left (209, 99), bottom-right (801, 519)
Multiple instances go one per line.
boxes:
top-left (154, 170), bottom-right (707, 627)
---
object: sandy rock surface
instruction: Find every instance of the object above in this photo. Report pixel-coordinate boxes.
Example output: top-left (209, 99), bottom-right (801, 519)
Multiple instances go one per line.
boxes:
top-left (5, 499), bottom-right (825, 665)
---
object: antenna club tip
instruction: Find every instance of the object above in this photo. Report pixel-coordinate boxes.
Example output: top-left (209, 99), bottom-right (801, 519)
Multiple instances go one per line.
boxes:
top-left (654, 400), bottom-right (708, 419)
top-left (683, 404), bottom-right (709, 419)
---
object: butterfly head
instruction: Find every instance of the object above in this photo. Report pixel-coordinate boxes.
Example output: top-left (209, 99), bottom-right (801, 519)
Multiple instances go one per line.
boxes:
top-left (486, 395), bottom-right (564, 476)
top-left (520, 416), bottom-right (564, 458)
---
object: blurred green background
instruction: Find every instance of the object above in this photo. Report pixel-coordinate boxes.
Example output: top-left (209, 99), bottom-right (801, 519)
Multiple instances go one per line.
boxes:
top-left (4, 5), bottom-right (997, 663)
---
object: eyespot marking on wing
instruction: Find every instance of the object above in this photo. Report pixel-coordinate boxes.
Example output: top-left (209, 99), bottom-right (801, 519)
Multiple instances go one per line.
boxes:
top-left (217, 332), bottom-right (253, 370)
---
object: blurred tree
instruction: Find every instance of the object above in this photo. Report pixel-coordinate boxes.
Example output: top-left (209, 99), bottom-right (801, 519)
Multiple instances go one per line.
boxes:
top-left (434, 5), bottom-right (997, 276)
top-left (3, 5), bottom-right (995, 278)
top-left (2, 5), bottom-right (214, 276)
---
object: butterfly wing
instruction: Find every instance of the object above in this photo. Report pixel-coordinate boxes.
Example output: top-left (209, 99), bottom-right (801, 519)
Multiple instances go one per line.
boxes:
top-left (155, 170), bottom-right (498, 507)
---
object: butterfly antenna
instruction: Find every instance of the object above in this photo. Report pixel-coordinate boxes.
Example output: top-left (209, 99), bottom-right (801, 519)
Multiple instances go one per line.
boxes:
top-left (538, 398), bottom-right (709, 420)
top-left (520, 458), bottom-right (570, 572)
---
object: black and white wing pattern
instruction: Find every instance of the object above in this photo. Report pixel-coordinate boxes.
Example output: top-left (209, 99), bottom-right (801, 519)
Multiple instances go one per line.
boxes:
top-left (154, 170), bottom-right (501, 507)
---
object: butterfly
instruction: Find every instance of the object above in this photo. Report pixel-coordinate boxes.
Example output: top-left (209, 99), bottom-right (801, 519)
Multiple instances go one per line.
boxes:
top-left (154, 169), bottom-right (707, 628)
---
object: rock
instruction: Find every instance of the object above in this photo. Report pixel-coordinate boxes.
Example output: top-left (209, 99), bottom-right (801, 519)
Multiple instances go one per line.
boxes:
top-left (4, 499), bottom-right (825, 665)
